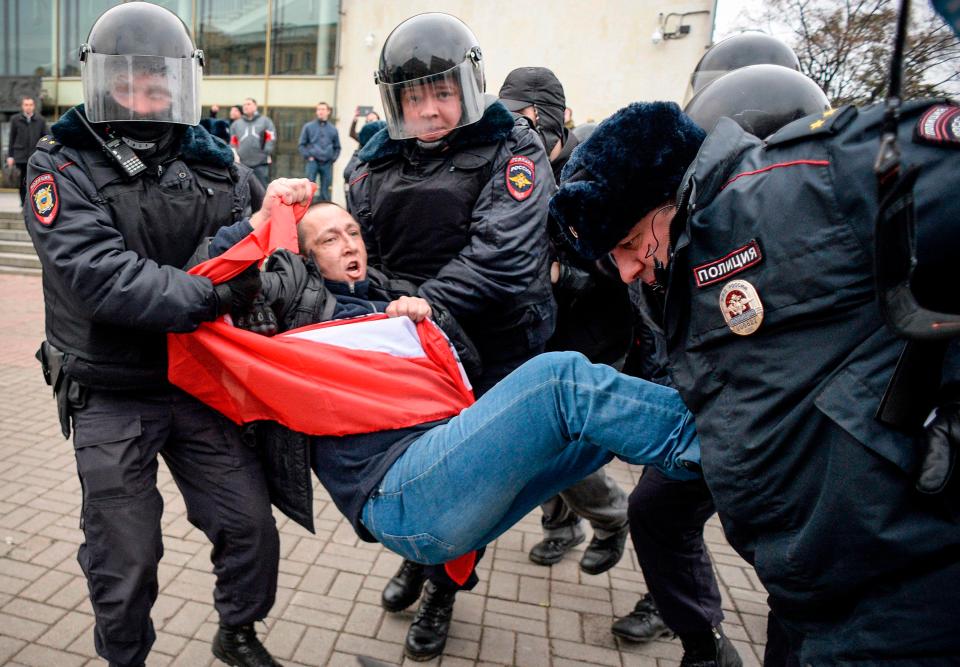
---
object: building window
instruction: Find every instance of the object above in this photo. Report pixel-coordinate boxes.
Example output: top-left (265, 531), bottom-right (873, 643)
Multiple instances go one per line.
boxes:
top-left (59, 0), bottom-right (114, 77)
top-left (1, 0), bottom-right (54, 77)
top-left (271, 0), bottom-right (337, 76)
top-left (198, 0), bottom-right (267, 76)
top-left (268, 106), bottom-right (317, 179)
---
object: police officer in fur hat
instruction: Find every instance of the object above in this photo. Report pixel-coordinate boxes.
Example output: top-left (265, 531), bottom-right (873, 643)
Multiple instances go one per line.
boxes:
top-left (551, 96), bottom-right (960, 663)
top-left (22, 4), bottom-right (311, 666)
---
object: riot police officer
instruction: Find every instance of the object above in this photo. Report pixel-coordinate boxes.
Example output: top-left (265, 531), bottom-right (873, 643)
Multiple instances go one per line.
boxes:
top-left (551, 94), bottom-right (960, 664)
top-left (685, 31), bottom-right (801, 102)
top-left (23, 4), bottom-right (297, 666)
top-left (348, 12), bottom-right (555, 661)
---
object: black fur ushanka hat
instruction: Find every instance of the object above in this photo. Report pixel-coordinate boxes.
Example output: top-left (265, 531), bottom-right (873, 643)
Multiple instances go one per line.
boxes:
top-left (550, 102), bottom-right (705, 260)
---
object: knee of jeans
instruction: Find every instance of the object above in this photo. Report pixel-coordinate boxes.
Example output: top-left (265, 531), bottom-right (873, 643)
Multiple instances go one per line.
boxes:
top-left (530, 351), bottom-right (590, 383)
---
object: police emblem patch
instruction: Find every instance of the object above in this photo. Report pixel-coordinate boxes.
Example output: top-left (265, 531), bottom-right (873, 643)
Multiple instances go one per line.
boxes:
top-left (915, 104), bottom-right (960, 148)
top-left (719, 279), bottom-right (764, 336)
top-left (505, 156), bottom-right (535, 201)
top-left (29, 173), bottom-right (59, 226)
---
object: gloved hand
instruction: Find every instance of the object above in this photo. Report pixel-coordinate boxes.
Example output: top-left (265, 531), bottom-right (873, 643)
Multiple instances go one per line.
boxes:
top-left (214, 263), bottom-right (261, 316)
top-left (235, 293), bottom-right (278, 336)
top-left (917, 394), bottom-right (960, 494)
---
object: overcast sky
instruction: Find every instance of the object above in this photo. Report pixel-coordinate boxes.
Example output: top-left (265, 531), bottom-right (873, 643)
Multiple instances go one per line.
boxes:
top-left (713, 0), bottom-right (783, 41)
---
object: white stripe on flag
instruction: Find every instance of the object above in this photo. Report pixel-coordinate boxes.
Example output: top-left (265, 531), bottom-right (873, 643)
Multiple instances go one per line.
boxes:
top-left (286, 316), bottom-right (426, 358)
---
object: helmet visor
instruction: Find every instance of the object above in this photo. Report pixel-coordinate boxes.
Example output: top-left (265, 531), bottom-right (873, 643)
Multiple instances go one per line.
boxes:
top-left (82, 52), bottom-right (202, 125)
top-left (378, 59), bottom-right (484, 141)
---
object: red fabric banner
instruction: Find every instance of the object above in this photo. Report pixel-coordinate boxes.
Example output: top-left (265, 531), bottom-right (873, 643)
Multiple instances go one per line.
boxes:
top-left (168, 201), bottom-right (475, 436)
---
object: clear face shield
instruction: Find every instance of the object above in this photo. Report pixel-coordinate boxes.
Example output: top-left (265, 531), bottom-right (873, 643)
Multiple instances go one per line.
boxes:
top-left (81, 50), bottom-right (203, 125)
top-left (377, 59), bottom-right (485, 141)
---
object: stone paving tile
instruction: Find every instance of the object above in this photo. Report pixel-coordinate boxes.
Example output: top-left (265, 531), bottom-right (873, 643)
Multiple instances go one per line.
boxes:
top-left (0, 274), bottom-right (769, 665)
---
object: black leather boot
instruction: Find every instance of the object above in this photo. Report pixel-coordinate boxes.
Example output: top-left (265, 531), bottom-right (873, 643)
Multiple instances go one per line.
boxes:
top-left (580, 525), bottom-right (629, 574)
top-left (528, 523), bottom-right (585, 566)
top-left (211, 623), bottom-right (282, 667)
top-left (611, 593), bottom-right (672, 642)
top-left (679, 626), bottom-right (743, 667)
top-left (404, 581), bottom-right (457, 661)
top-left (381, 559), bottom-right (427, 612)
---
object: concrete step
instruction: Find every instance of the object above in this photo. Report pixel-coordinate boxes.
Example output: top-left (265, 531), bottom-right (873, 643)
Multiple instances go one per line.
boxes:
top-left (0, 214), bottom-right (25, 230)
top-left (0, 228), bottom-right (32, 242)
top-left (0, 239), bottom-right (37, 256)
top-left (0, 264), bottom-right (41, 276)
top-left (0, 252), bottom-right (41, 270)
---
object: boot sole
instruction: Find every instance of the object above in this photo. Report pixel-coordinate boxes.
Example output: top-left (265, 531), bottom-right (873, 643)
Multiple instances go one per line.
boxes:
top-left (404, 644), bottom-right (447, 662)
top-left (611, 626), bottom-right (675, 643)
top-left (212, 645), bottom-right (240, 666)
top-left (579, 551), bottom-right (625, 575)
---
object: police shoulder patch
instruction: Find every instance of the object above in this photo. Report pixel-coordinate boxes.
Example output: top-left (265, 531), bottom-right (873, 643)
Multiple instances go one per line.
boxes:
top-left (30, 173), bottom-right (59, 226)
top-left (505, 155), bottom-right (535, 201)
top-left (914, 104), bottom-right (960, 148)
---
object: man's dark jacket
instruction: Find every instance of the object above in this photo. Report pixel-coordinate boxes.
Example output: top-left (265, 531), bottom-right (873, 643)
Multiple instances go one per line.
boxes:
top-left (7, 111), bottom-right (48, 163)
top-left (664, 101), bottom-right (960, 663)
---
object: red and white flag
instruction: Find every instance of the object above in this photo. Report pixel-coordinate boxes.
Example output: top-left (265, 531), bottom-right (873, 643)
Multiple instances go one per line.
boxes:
top-left (168, 200), bottom-right (474, 436)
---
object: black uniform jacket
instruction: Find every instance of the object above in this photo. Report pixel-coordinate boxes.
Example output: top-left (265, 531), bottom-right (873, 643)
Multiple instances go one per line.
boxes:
top-left (348, 100), bottom-right (555, 364)
top-left (664, 101), bottom-right (960, 657)
top-left (24, 105), bottom-right (248, 388)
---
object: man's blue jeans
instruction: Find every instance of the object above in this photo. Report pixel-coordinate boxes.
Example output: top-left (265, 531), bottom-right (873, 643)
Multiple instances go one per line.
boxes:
top-left (361, 352), bottom-right (700, 565)
top-left (306, 159), bottom-right (333, 201)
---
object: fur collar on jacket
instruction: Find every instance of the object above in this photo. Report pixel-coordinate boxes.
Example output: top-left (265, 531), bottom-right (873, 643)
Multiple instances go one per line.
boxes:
top-left (52, 104), bottom-right (235, 167)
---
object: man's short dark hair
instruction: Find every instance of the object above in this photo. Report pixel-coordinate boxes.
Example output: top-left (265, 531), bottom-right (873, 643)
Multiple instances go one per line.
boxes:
top-left (317, 101), bottom-right (331, 109)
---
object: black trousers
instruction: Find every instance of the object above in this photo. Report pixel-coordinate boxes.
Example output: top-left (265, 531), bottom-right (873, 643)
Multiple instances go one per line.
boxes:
top-left (628, 466), bottom-right (723, 635)
top-left (71, 386), bottom-right (279, 666)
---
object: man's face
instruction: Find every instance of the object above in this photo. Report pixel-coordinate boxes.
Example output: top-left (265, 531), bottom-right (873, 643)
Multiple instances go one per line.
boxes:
top-left (611, 203), bottom-right (677, 285)
top-left (316, 104), bottom-right (331, 121)
top-left (242, 99), bottom-right (257, 117)
top-left (229, 106), bottom-right (241, 120)
top-left (301, 206), bottom-right (367, 284)
top-left (111, 72), bottom-right (173, 117)
top-left (21, 98), bottom-right (35, 115)
top-left (400, 80), bottom-right (463, 142)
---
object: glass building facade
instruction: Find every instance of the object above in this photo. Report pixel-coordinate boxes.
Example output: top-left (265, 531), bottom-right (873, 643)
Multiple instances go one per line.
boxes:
top-left (1, 0), bottom-right (340, 182)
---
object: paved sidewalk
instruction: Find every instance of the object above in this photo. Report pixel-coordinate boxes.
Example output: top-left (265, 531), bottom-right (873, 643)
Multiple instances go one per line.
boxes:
top-left (0, 274), bottom-right (769, 666)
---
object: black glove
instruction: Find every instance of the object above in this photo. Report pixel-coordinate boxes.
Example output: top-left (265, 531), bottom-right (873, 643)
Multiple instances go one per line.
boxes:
top-left (214, 264), bottom-right (262, 316)
top-left (917, 395), bottom-right (960, 494)
top-left (235, 293), bottom-right (278, 337)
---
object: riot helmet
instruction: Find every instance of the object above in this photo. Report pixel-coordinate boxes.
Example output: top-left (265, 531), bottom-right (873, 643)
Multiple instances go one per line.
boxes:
top-left (684, 64), bottom-right (830, 138)
top-left (80, 2), bottom-right (203, 126)
top-left (375, 13), bottom-right (485, 141)
top-left (688, 31), bottom-right (800, 99)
